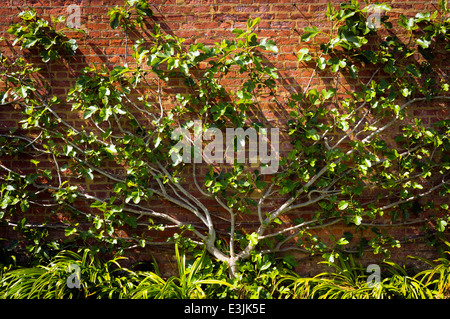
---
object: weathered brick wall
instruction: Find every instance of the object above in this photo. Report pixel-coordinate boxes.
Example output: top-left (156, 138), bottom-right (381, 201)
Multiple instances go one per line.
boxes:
top-left (0, 0), bottom-right (448, 276)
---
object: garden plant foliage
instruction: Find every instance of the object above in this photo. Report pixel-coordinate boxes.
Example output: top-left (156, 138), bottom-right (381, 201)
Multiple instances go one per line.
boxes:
top-left (1, 247), bottom-right (450, 298)
top-left (0, 0), bottom-right (449, 297)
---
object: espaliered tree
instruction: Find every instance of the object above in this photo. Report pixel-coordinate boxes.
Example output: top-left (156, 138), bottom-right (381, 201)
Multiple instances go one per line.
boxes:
top-left (0, 0), bottom-right (449, 276)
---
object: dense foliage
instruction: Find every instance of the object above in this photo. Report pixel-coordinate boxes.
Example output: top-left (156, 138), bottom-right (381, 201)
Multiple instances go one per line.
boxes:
top-left (1, 246), bottom-right (450, 299)
top-left (0, 0), bottom-right (449, 286)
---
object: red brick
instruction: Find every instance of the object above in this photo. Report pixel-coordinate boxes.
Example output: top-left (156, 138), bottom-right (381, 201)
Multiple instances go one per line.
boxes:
top-left (0, 0), bottom-right (446, 278)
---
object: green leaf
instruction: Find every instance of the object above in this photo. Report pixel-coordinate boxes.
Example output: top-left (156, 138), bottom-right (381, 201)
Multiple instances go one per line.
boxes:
top-left (399, 14), bottom-right (415, 30)
top-left (22, 36), bottom-right (39, 49)
top-left (232, 28), bottom-right (245, 37)
top-left (255, 180), bottom-right (267, 189)
top-left (297, 48), bottom-right (311, 61)
top-left (283, 254), bottom-right (299, 268)
top-left (401, 87), bottom-right (411, 97)
top-left (132, 192), bottom-right (141, 204)
top-left (348, 64), bottom-right (359, 79)
top-left (353, 215), bottom-right (362, 226)
top-left (321, 88), bottom-right (335, 100)
top-left (336, 237), bottom-right (350, 245)
top-left (323, 252), bottom-right (335, 263)
top-left (126, 216), bottom-right (138, 228)
top-left (260, 38), bottom-right (278, 53)
top-left (327, 57), bottom-right (345, 72)
top-left (307, 88), bottom-right (320, 105)
top-left (102, 144), bottom-right (117, 155)
top-left (109, 12), bottom-right (120, 29)
top-left (98, 86), bottom-right (110, 98)
top-left (18, 9), bottom-right (37, 20)
top-left (306, 128), bottom-right (320, 141)
top-left (63, 144), bottom-right (74, 156)
top-left (437, 219), bottom-right (447, 232)
top-left (338, 200), bottom-right (349, 210)
top-left (416, 38), bottom-right (431, 49)
top-left (341, 29), bottom-right (366, 48)
top-left (65, 39), bottom-right (78, 55)
top-left (326, 3), bottom-right (336, 18)
top-left (405, 64), bottom-right (421, 77)
top-left (301, 26), bottom-right (320, 42)
top-left (135, 0), bottom-right (153, 17)
top-left (247, 17), bottom-right (260, 29)
top-left (83, 105), bottom-right (98, 119)
top-left (317, 57), bottom-right (326, 70)
top-left (93, 216), bottom-right (104, 229)
top-left (439, 0), bottom-right (448, 11)
top-left (65, 226), bottom-right (77, 236)
top-left (339, 120), bottom-right (349, 131)
top-left (273, 217), bottom-right (282, 225)
top-left (247, 232), bottom-right (259, 246)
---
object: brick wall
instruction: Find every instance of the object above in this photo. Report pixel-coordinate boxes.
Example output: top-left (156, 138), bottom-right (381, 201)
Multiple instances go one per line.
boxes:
top-left (0, 0), bottom-right (448, 276)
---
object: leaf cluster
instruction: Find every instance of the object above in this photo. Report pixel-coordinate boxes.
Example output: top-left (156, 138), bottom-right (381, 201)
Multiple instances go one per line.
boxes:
top-left (6, 8), bottom-right (82, 62)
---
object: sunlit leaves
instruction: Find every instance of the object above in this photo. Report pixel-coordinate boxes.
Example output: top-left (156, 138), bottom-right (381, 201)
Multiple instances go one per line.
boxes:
top-left (2, 2), bottom-right (450, 271)
top-left (108, 0), bottom-right (153, 30)
top-left (297, 48), bottom-right (312, 62)
top-left (301, 26), bottom-right (321, 42)
top-left (7, 8), bottom-right (80, 62)
top-left (259, 38), bottom-right (278, 53)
